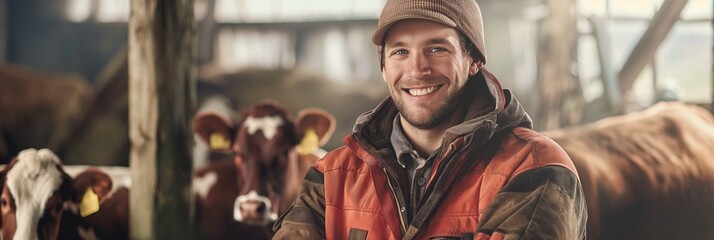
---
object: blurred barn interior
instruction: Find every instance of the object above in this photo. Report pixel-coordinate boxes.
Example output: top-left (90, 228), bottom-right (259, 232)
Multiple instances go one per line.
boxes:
top-left (0, 0), bottom-right (711, 238)
top-left (1, 0), bottom-right (711, 166)
top-left (1, 0), bottom-right (712, 165)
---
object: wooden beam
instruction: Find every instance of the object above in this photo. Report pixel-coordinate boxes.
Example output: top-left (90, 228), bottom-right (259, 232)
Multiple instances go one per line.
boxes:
top-left (617, 0), bottom-right (688, 94)
top-left (52, 47), bottom-right (128, 157)
top-left (129, 0), bottom-right (195, 239)
top-left (590, 16), bottom-right (620, 113)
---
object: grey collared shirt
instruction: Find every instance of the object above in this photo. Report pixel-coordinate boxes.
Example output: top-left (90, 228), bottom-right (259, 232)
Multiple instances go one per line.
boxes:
top-left (390, 115), bottom-right (439, 215)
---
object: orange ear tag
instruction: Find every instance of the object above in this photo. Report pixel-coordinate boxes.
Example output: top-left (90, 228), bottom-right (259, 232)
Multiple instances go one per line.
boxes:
top-left (297, 129), bottom-right (319, 156)
top-left (80, 187), bottom-right (100, 217)
top-left (209, 133), bottom-right (231, 150)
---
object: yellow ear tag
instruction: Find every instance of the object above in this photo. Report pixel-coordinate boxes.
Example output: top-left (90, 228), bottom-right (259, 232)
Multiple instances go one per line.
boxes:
top-left (209, 133), bottom-right (230, 150)
top-left (79, 187), bottom-right (100, 217)
top-left (297, 129), bottom-right (320, 156)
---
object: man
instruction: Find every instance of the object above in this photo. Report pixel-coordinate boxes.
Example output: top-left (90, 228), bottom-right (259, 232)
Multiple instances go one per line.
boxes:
top-left (273, 0), bottom-right (587, 239)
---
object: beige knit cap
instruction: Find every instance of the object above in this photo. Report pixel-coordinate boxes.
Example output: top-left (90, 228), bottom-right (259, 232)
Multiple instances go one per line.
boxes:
top-left (372, 0), bottom-right (487, 63)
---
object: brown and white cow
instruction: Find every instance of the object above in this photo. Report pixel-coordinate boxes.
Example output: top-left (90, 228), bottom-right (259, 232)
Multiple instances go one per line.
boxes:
top-left (192, 101), bottom-right (336, 239)
top-left (545, 102), bottom-right (714, 240)
top-left (66, 167), bottom-right (130, 240)
top-left (0, 148), bottom-right (129, 240)
top-left (193, 95), bottom-right (237, 168)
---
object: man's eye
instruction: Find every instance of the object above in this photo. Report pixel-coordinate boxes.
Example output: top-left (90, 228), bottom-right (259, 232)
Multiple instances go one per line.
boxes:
top-left (391, 49), bottom-right (408, 56)
top-left (430, 47), bottom-right (446, 52)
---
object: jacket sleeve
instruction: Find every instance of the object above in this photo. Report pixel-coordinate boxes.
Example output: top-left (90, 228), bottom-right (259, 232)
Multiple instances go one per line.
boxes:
top-left (272, 167), bottom-right (326, 239)
top-left (474, 166), bottom-right (588, 240)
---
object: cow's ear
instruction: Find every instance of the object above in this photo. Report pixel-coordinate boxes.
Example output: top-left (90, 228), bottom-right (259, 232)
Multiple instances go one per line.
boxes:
top-left (0, 158), bottom-right (16, 194)
top-left (0, 158), bottom-right (15, 227)
top-left (294, 108), bottom-right (336, 154)
top-left (69, 169), bottom-right (113, 217)
top-left (193, 112), bottom-right (235, 151)
top-left (70, 168), bottom-right (112, 203)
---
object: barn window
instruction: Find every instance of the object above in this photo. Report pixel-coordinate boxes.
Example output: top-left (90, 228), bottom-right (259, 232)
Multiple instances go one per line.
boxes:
top-left (212, 0), bottom-right (384, 82)
top-left (96, 0), bottom-right (129, 22)
top-left (215, 29), bottom-right (295, 70)
top-left (214, 0), bottom-right (382, 22)
top-left (66, 0), bottom-right (92, 22)
top-left (65, 0), bottom-right (129, 23)
top-left (576, 0), bottom-right (712, 108)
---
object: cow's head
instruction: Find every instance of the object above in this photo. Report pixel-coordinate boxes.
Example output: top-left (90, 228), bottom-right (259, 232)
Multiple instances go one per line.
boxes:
top-left (193, 101), bottom-right (335, 226)
top-left (0, 148), bottom-right (114, 240)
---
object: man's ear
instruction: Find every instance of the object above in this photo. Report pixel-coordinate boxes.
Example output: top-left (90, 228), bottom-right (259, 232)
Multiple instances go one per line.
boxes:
top-left (294, 108), bottom-right (336, 154)
top-left (193, 112), bottom-right (236, 151)
top-left (378, 46), bottom-right (386, 73)
top-left (70, 168), bottom-right (113, 203)
top-left (469, 59), bottom-right (484, 76)
top-left (380, 46), bottom-right (388, 83)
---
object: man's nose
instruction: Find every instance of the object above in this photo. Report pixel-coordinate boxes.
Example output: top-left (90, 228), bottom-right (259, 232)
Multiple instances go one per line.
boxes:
top-left (407, 53), bottom-right (431, 79)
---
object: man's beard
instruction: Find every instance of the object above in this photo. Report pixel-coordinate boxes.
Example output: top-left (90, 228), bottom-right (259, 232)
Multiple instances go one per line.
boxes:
top-left (395, 80), bottom-right (472, 130)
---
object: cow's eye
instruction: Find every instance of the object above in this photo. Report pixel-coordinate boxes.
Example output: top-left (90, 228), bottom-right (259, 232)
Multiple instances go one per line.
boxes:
top-left (54, 202), bottom-right (62, 212)
top-left (1, 198), bottom-right (7, 208)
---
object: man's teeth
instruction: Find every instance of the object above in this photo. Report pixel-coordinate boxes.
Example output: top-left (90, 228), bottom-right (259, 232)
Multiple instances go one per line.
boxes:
top-left (408, 86), bottom-right (438, 96)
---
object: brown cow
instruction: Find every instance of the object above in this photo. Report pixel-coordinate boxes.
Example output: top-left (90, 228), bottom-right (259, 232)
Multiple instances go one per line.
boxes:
top-left (0, 148), bottom-right (129, 240)
top-left (192, 101), bottom-right (336, 239)
top-left (545, 102), bottom-right (714, 240)
top-left (0, 64), bottom-right (90, 164)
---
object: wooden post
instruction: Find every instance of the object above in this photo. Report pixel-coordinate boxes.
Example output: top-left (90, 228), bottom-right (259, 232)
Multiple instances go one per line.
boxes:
top-left (129, 0), bottom-right (195, 239)
top-left (534, 0), bottom-right (581, 130)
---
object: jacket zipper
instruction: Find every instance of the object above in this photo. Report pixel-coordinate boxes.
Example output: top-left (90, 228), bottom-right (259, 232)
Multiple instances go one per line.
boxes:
top-left (425, 144), bottom-right (456, 189)
top-left (382, 167), bottom-right (407, 233)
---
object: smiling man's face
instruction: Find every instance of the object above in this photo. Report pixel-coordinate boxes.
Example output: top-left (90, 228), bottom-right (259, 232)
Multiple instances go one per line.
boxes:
top-left (382, 19), bottom-right (479, 129)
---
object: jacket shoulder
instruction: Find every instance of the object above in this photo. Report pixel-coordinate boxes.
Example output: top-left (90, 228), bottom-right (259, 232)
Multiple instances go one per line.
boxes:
top-left (494, 127), bottom-right (579, 179)
top-left (314, 145), bottom-right (368, 173)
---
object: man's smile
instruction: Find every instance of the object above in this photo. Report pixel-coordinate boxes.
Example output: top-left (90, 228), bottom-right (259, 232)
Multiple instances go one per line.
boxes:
top-left (402, 84), bottom-right (444, 97)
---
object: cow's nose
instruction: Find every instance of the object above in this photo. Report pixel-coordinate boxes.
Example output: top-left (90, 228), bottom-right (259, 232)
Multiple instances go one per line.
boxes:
top-left (233, 191), bottom-right (275, 225)
top-left (240, 200), bottom-right (267, 214)
top-left (237, 200), bottom-right (270, 225)
top-left (255, 201), bottom-right (267, 214)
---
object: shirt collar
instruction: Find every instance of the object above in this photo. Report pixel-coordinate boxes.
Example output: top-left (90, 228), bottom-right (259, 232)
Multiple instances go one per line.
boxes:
top-left (390, 114), bottom-right (417, 168)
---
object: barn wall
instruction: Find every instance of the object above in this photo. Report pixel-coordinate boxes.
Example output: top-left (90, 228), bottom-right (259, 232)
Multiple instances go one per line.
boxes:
top-left (6, 0), bottom-right (126, 82)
